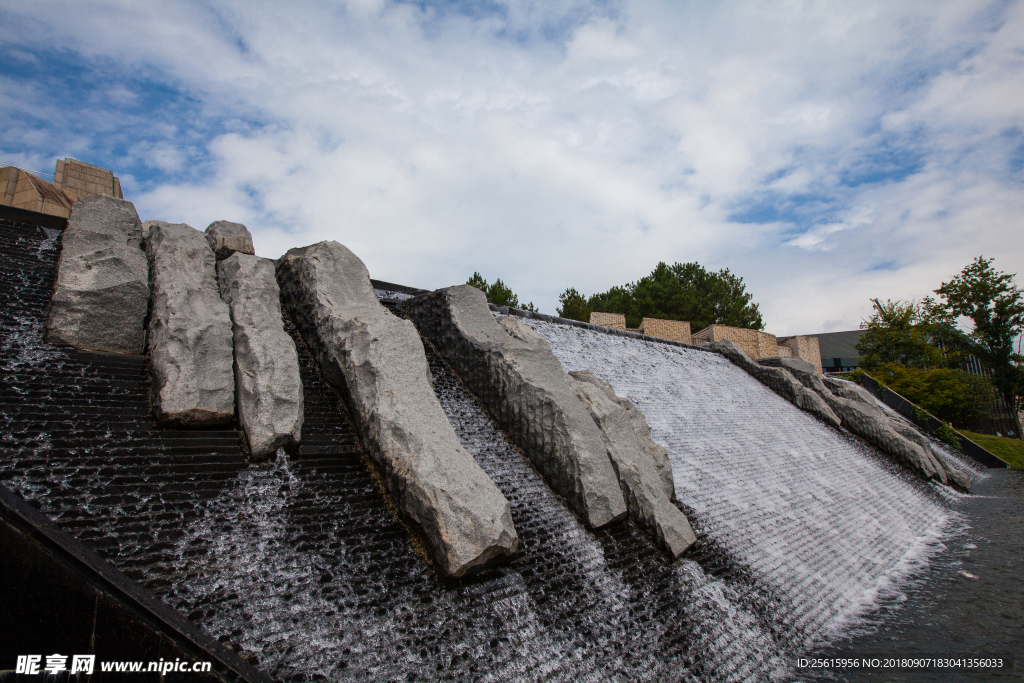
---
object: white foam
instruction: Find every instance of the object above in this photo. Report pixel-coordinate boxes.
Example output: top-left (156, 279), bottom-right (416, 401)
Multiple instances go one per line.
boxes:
top-left (520, 318), bottom-right (955, 648)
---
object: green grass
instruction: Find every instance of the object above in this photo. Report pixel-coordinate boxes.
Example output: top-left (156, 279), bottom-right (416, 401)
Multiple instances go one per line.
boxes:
top-left (957, 430), bottom-right (1024, 469)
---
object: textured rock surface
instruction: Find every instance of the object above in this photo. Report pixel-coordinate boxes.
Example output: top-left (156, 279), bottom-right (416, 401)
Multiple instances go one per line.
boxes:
top-left (569, 370), bottom-right (695, 558)
top-left (46, 194), bottom-right (149, 353)
top-left (217, 253), bottom-right (303, 461)
top-left (404, 285), bottom-right (628, 529)
top-left (822, 375), bottom-right (877, 405)
top-left (276, 241), bottom-right (517, 577)
top-left (140, 220), bottom-right (170, 243)
top-left (205, 220), bottom-right (255, 260)
top-left (710, 340), bottom-right (841, 428)
top-left (762, 356), bottom-right (967, 488)
top-left (147, 222), bottom-right (235, 427)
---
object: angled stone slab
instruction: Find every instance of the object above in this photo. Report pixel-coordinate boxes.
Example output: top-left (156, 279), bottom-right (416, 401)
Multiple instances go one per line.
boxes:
top-left (146, 222), bottom-right (235, 427)
top-left (276, 242), bottom-right (517, 578)
top-left (569, 370), bottom-right (695, 559)
top-left (761, 356), bottom-right (965, 488)
top-left (46, 194), bottom-right (149, 354)
top-left (217, 253), bottom-right (303, 461)
top-left (404, 285), bottom-right (628, 529)
top-left (205, 220), bottom-right (255, 260)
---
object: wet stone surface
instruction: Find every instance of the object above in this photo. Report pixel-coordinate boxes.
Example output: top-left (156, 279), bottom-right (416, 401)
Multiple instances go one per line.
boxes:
top-left (4, 214), bottom-right (1002, 683)
top-left (0, 213), bottom-right (803, 682)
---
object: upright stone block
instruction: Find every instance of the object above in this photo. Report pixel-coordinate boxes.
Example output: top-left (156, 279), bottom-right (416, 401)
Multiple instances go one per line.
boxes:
top-left (217, 253), bottom-right (303, 461)
top-left (569, 370), bottom-right (695, 558)
top-left (277, 242), bottom-right (517, 578)
top-left (205, 221), bottom-right (255, 260)
top-left (405, 285), bottom-right (628, 529)
top-left (46, 194), bottom-right (149, 353)
top-left (146, 223), bottom-right (235, 427)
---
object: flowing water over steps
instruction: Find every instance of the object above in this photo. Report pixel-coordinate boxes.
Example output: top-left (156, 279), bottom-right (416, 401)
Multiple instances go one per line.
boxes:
top-left (518, 318), bottom-right (959, 650)
top-left (0, 211), bottom-right (981, 681)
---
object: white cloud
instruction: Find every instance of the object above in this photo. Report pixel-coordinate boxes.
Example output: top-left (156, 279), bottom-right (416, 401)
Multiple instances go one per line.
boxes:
top-left (1, 0), bottom-right (1021, 335)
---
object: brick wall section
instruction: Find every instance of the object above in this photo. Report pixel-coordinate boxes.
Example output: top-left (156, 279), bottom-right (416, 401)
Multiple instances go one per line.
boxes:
top-left (639, 318), bottom-right (692, 344)
top-left (590, 311), bottom-right (626, 330)
top-left (778, 335), bottom-right (823, 374)
top-left (53, 158), bottom-right (122, 200)
top-left (757, 331), bottom-right (779, 359)
top-left (691, 325), bottom-right (779, 360)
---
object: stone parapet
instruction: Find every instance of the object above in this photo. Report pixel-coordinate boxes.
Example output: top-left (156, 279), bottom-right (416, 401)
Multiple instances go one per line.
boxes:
top-left (777, 335), bottom-right (823, 374)
top-left (639, 318), bottom-right (691, 344)
top-left (277, 242), bottom-right (518, 578)
top-left (405, 285), bottom-right (628, 529)
top-left (590, 311), bottom-right (626, 330)
top-left (692, 324), bottom-right (777, 359)
top-left (53, 159), bottom-right (122, 200)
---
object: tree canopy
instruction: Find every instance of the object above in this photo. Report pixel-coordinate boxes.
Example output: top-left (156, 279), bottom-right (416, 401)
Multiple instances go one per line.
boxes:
top-left (935, 257), bottom-right (1024, 419)
top-left (466, 272), bottom-right (537, 312)
top-left (856, 256), bottom-right (1021, 434)
top-left (557, 261), bottom-right (764, 331)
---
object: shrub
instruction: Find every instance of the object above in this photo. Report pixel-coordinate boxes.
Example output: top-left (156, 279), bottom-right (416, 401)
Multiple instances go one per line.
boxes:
top-left (874, 363), bottom-right (996, 429)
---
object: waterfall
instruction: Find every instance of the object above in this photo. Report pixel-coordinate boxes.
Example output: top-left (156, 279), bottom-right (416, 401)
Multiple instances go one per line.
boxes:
top-left (519, 318), bottom-right (960, 649)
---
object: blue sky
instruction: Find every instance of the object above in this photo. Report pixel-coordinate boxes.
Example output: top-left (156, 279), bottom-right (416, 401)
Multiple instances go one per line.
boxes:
top-left (2, 0), bottom-right (1022, 335)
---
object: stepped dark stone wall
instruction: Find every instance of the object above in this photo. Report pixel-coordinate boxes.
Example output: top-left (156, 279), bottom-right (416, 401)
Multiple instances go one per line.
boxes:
top-left (0, 207), bottom-right (797, 681)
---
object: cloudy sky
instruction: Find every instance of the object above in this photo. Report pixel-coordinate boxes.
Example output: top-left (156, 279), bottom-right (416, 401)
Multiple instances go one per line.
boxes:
top-left (2, 0), bottom-right (1022, 335)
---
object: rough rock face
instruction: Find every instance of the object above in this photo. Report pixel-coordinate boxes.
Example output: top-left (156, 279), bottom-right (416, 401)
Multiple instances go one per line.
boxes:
top-left (217, 253), bottom-right (303, 461)
top-left (822, 375), bottom-right (876, 405)
top-left (140, 220), bottom-right (170, 244)
top-left (760, 356), bottom-right (968, 489)
top-left (710, 340), bottom-right (841, 429)
top-left (569, 370), bottom-right (695, 558)
top-left (46, 194), bottom-right (149, 354)
top-left (205, 220), bottom-right (255, 260)
top-left (404, 285), bottom-right (628, 529)
top-left (146, 222), bottom-right (235, 427)
top-left (276, 242), bottom-right (518, 578)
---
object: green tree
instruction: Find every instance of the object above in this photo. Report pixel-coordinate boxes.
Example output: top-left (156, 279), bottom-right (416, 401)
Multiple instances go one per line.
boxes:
top-left (577, 261), bottom-right (764, 330)
top-left (465, 273), bottom-right (537, 312)
top-left (856, 299), bottom-right (945, 370)
top-left (557, 287), bottom-right (591, 321)
top-left (934, 256), bottom-right (1024, 434)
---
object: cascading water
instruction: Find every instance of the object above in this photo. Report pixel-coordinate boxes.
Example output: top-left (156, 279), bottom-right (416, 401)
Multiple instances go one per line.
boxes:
top-left (517, 318), bottom-right (962, 651)
top-left (3, 212), bottom-right (1015, 682)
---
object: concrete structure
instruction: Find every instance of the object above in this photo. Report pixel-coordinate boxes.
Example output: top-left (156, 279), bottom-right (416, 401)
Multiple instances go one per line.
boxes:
top-left (777, 335), bottom-right (823, 375)
top-left (590, 311), bottom-right (626, 330)
top-left (2, 159), bottom-right (123, 219)
top-left (692, 324), bottom-right (778, 360)
top-left (639, 318), bottom-right (691, 344)
top-left (53, 158), bottom-right (123, 201)
top-left (0, 166), bottom-right (77, 218)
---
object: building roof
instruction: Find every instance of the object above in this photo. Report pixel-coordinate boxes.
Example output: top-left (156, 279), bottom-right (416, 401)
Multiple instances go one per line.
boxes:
top-left (812, 329), bottom-right (865, 358)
